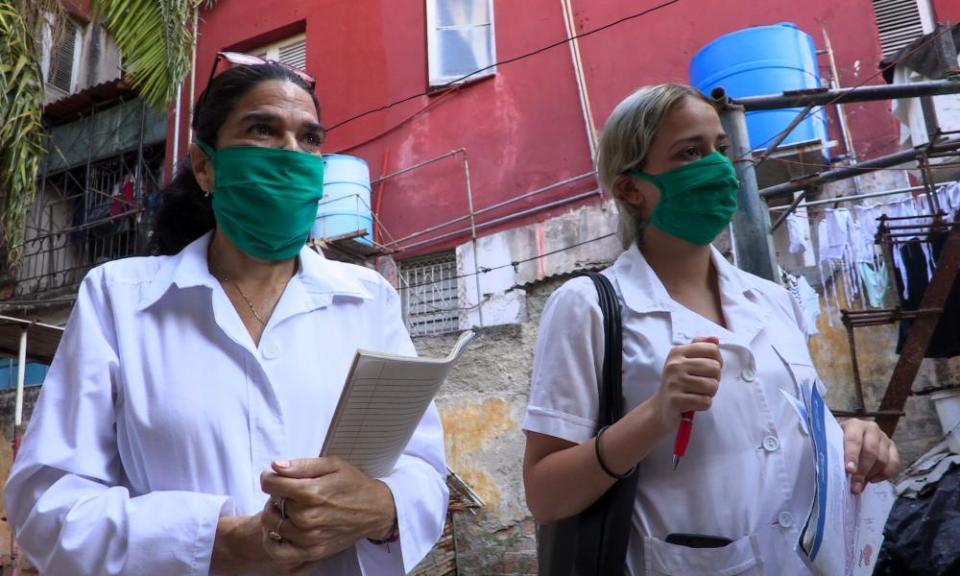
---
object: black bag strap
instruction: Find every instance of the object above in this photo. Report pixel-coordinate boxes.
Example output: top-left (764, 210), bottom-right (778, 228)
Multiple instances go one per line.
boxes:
top-left (537, 272), bottom-right (637, 576)
top-left (584, 272), bottom-right (625, 428)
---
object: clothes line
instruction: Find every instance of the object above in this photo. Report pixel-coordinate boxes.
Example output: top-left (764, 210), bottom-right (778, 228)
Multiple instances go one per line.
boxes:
top-left (769, 185), bottom-right (927, 211)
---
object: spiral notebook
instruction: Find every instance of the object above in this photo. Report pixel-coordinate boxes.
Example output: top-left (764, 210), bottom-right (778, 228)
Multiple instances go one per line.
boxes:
top-left (320, 331), bottom-right (475, 478)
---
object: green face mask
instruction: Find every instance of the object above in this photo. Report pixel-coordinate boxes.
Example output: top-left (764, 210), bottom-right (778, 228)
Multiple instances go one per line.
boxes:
top-left (197, 140), bottom-right (325, 261)
top-left (629, 151), bottom-right (740, 245)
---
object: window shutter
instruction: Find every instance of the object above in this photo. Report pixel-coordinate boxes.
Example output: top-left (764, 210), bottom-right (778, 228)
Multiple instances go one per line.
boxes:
top-left (278, 39), bottom-right (307, 71)
top-left (873, 0), bottom-right (925, 58)
top-left (49, 19), bottom-right (77, 92)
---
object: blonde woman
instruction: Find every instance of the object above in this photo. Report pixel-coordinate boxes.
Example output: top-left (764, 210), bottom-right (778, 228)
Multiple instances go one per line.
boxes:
top-left (522, 84), bottom-right (899, 575)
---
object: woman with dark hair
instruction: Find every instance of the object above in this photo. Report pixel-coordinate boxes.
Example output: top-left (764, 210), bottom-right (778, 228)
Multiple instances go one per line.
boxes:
top-left (5, 57), bottom-right (448, 576)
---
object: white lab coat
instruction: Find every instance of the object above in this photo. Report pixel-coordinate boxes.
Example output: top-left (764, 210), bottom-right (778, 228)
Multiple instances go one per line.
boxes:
top-left (4, 232), bottom-right (448, 576)
top-left (524, 245), bottom-right (822, 576)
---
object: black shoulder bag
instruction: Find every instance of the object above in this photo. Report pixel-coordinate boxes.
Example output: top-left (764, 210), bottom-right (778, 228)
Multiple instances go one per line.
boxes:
top-left (537, 272), bottom-right (640, 576)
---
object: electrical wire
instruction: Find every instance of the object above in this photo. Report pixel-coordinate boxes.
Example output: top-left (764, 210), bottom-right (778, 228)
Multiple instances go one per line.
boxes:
top-left (397, 231), bottom-right (617, 292)
top-left (327, 0), bottom-right (682, 145)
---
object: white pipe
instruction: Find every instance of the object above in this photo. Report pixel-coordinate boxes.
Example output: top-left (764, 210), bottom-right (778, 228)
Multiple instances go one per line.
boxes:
top-left (821, 22), bottom-right (862, 195)
top-left (560, 0), bottom-right (597, 163)
top-left (463, 152), bottom-right (485, 328)
top-left (15, 329), bottom-right (27, 428)
top-left (173, 82), bottom-right (182, 168)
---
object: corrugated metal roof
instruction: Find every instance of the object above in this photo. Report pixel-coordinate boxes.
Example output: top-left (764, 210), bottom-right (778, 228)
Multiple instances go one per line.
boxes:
top-left (44, 78), bottom-right (136, 123)
top-left (0, 315), bottom-right (64, 364)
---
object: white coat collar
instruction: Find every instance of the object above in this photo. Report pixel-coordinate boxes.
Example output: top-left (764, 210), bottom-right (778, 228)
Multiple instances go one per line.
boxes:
top-left (137, 232), bottom-right (373, 312)
top-left (611, 243), bottom-right (770, 346)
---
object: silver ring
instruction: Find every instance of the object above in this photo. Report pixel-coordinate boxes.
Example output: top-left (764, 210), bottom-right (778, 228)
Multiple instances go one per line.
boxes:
top-left (273, 496), bottom-right (287, 519)
top-left (268, 517), bottom-right (285, 542)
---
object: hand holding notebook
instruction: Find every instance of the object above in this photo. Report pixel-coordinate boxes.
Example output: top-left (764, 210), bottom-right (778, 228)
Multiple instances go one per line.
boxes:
top-left (321, 331), bottom-right (475, 478)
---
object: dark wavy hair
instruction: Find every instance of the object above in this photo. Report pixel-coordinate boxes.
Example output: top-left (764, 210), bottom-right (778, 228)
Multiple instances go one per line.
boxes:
top-left (150, 63), bottom-right (320, 255)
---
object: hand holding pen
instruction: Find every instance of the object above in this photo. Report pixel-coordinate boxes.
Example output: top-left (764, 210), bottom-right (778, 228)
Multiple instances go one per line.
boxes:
top-left (653, 336), bottom-right (722, 470)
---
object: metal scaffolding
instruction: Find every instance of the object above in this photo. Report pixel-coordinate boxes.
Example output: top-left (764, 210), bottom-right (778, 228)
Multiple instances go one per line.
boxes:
top-left (5, 98), bottom-right (164, 306)
top-left (715, 78), bottom-right (960, 436)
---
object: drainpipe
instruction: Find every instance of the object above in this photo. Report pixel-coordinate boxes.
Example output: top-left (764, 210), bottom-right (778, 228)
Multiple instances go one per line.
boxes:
top-left (560, 0), bottom-right (598, 165)
top-left (821, 22), bottom-right (862, 195)
top-left (462, 151), bottom-right (484, 328)
top-left (173, 83), bottom-right (182, 171)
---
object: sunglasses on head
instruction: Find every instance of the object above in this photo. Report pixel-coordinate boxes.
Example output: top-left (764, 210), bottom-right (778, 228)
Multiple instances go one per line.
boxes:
top-left (206, 50), bottom-right (317, 92)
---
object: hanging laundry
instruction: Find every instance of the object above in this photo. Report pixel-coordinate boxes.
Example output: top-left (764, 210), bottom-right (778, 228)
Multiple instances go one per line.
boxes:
top-left (819, 208), bottom-right (864, 310)
top-left (858, 260), bottom-right (889, 308)
top-left (894, 235), bottom-right (960, 358)
top-left (786, 213), bottom-right (812, 255)
top-left (817, 218), bottom-right (842, 325)
top-left (938, 181), bottom-right (960, 218)
top-left (886, 195), bottom-right (938, 300)
top-left (785, 272), bottom-right (821, 336)
top-left (852, 204), bottom-right (881, 264)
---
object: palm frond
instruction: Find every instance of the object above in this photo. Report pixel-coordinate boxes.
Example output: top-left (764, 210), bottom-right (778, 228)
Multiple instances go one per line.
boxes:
top-left (0, 2), bottom-right (46, 267)
top-left (90, 0), bottom-right (202, 109)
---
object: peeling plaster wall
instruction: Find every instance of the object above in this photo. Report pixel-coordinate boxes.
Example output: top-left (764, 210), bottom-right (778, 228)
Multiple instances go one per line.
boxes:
top-left (419, 284), bottom-right (564, 575)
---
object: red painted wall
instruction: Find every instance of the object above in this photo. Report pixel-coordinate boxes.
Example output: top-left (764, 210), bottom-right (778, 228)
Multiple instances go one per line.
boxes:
top-left (933, 0), bottom-right (960, 23)
top-left (166, 0), bottom-right (899, 258)
top-left (574, 0), bottom-right (899, 160)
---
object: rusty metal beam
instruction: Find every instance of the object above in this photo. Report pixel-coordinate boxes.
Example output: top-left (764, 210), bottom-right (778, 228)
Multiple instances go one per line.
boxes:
top-left (876, 223), bottom-right (960, 435)
top-left (725, 79), bottom-right (960, 111)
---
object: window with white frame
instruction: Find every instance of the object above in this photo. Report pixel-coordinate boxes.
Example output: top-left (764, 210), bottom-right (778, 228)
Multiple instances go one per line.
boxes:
top-left (426, 0), bottom-right (496, 87)
top-left (398, 251), bottom-right (460, 337)
top-left (250, 33), bottom-right (307, 71)
top-left (46, 17), bottom-right (81, 94)
top-left (872, 0), bottom-right (934, 58)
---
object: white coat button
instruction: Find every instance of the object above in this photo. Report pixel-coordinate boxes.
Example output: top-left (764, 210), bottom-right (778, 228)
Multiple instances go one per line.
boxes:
top-left (762, 435), bottom-right (780, 452)
top-left (741, 367), bottom-right (757, 382)
top-left (263, 341), bottom-right (281, 360)
top-left (778, 511), bottom-right (795, 528)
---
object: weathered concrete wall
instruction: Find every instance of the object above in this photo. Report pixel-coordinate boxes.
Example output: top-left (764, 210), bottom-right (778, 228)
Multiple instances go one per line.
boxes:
top-left (0, 387), bottom-right (42, 559)
top-left (424, 277), bottom-right (565, 576)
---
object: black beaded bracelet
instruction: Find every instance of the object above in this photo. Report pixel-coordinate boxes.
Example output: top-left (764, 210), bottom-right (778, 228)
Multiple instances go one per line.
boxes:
top-left (595, 424), bottom-right (636, 480)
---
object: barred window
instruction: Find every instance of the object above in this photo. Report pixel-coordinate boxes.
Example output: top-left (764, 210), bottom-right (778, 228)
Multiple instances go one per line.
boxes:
top-left (398, 251), bottom-right (460, 337)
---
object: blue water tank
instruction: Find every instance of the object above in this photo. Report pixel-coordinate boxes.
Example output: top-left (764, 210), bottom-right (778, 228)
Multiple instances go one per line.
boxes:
top-left (690, 22), bottom-right (828, 151)
top-left (311, 154), bottom-right (373, 246)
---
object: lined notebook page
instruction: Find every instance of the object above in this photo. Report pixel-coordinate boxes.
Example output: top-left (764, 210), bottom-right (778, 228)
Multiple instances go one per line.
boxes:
top-left (321, 331), bottom-right (475, 478)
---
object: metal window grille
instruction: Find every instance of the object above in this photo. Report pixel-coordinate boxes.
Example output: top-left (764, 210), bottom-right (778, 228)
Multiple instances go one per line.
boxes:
top-left (13, 146), bottom-right (163, 299)
top-left (873, 0), bottom-right (925, 58)
top-left (48, 19), bottom-right (78, 92)
top-left (398, 252), bottom-right (460, 337)
top-left (426, 0), bottom-right (496, 87)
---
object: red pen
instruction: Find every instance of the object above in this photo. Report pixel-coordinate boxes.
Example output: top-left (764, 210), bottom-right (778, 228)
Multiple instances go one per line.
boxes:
top-left (672, 336), bottom-right (717, 470)
top-left (672, 411), bottom-right (695, 470)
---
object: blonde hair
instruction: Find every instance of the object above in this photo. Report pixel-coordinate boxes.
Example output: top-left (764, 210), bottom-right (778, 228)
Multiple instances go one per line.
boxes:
top-left (596, 83), bottom-right (712, 248)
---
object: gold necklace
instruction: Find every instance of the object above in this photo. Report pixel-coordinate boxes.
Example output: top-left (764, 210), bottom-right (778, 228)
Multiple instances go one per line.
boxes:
top-left (209, 246), bottom-right (268, 327)
top-left (228, 278), bottom-right (268, 327)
